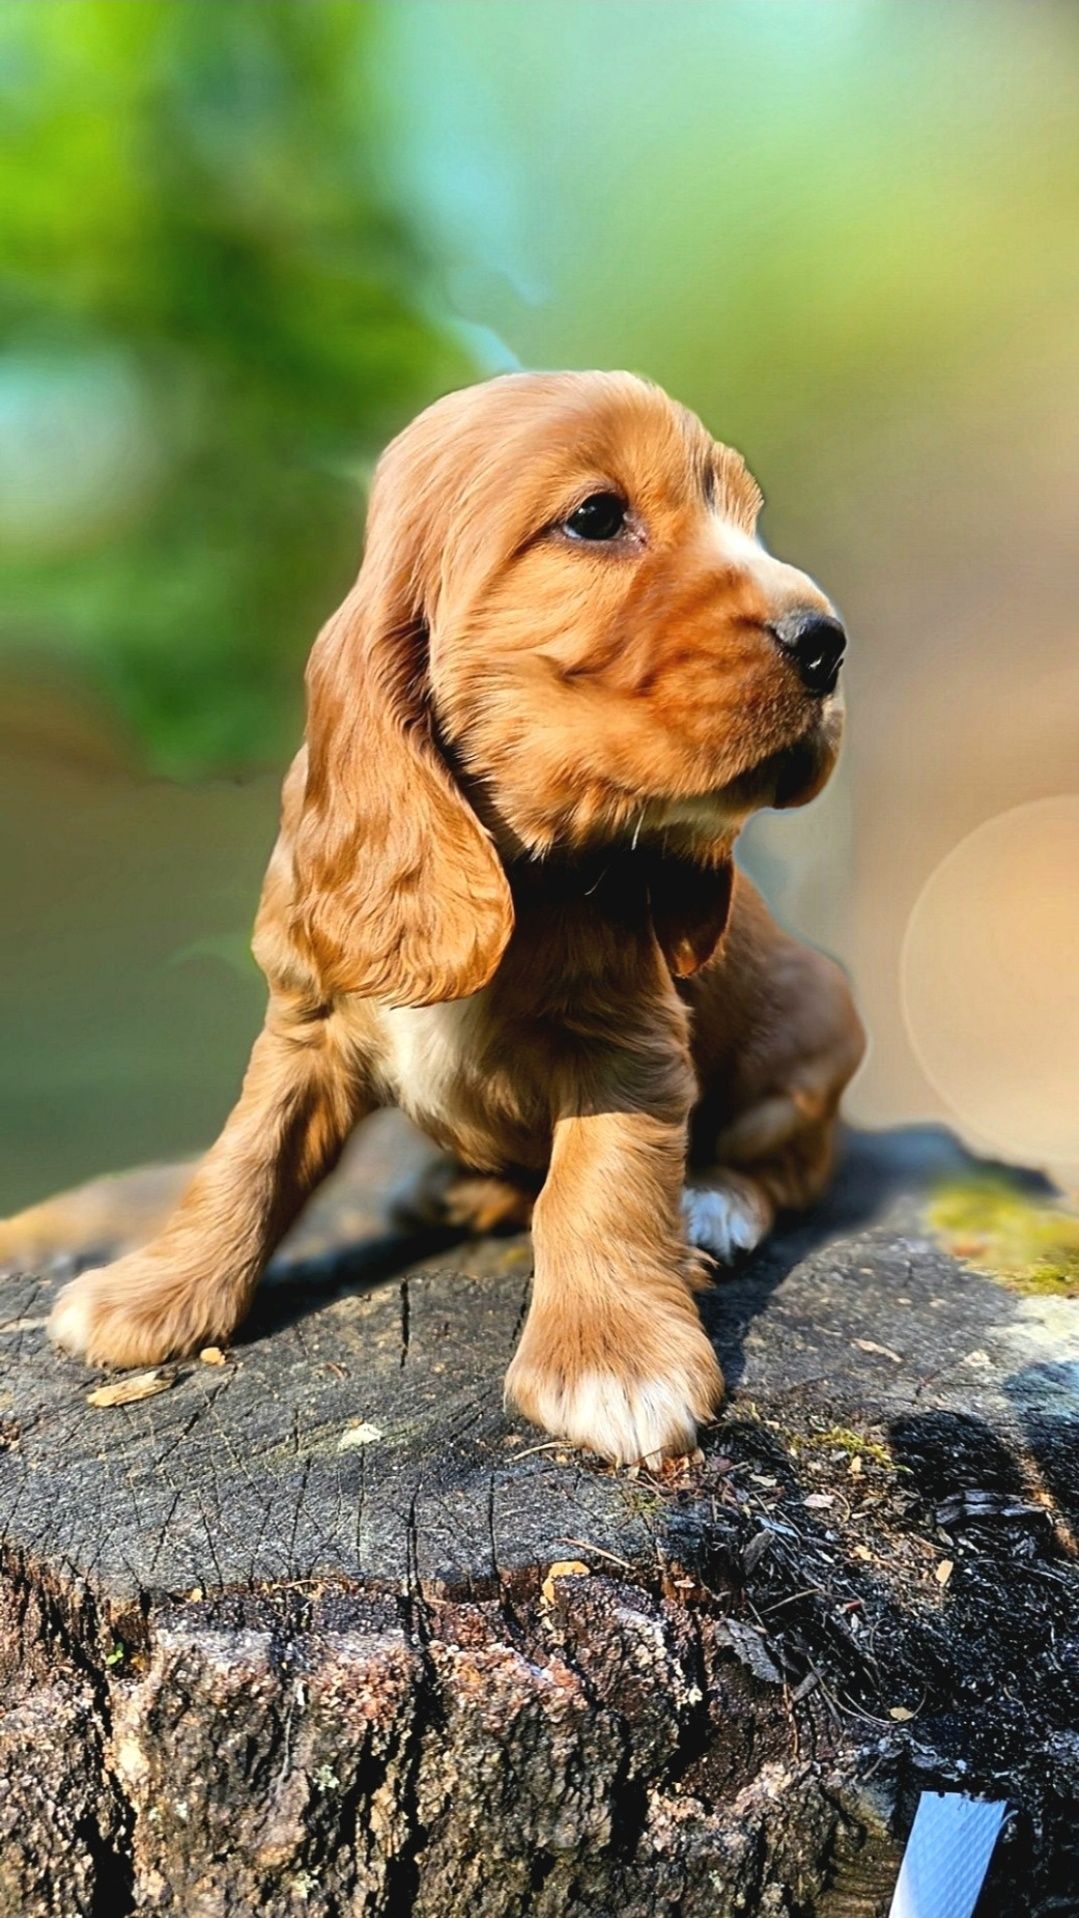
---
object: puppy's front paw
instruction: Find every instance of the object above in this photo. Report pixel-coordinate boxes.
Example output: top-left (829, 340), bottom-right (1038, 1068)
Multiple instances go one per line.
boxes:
top-left (48, 1255), bottom-right (234, 1369)
top-left (683, 1176), bottom-right (773, 1263)
top-left (505, 1313), bottom-right (723, 1466)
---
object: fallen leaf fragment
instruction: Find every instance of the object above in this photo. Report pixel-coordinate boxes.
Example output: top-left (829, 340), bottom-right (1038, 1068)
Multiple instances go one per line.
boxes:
top-left (199, 1346), bottom-right (226, 1366)
top-left (853, 1544), bottom-right (874, 1562)
top-left (717, 1617), bottom-right (783, 1686)
top-left (935, 1557), bottom-right (955, 1586)
top-left (848, 1454), bottom-right (864, 1478)
top-left (889, 1706), bottom-right (916, 1721)
top-left (853, 1338), bottom-right (903, 1364)
top-left (742, 1530), bottom-right (773, 1575)
top-left (791, 1671), bottom-right (819, 1704)
top-left (337, 1421), bottom-right (383, 1450)
top-left (87, 1370), bottom-right (175, 1408)
top-left (803, 1492), bottom-right (835, 1510)
top-left (541, 1559), bottom-right (590, 1606)
top-left (935, 1488), bottom-right (1044, 1528)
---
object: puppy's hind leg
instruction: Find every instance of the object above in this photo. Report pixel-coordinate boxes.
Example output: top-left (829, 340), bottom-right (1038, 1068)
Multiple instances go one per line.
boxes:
top-left (0, 1162), bottom-right (192, 1269)
top-left (387, 1156), bottom-right (538, 1237)
top-left (682, 1172), bottom-right (776, 1265)
top-left (48, 996), bottom-right (378, 1368)
top-left (684, 1086), bottom-right (844, 1266)
top-left (687, 946), bottom-right (866, 1267)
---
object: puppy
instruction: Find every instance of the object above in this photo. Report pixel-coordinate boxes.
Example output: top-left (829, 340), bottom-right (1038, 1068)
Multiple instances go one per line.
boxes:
top-left (36, 371), bottom-right (864, 1464)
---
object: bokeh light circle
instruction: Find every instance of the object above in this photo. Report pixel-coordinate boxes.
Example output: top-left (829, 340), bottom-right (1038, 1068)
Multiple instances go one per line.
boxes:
top-left (901, 797), bottom-right (1079, 1176)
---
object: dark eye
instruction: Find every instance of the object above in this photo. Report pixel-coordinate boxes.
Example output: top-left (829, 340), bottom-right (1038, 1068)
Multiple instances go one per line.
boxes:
top-left (563, 492), bottom-right (627, 542)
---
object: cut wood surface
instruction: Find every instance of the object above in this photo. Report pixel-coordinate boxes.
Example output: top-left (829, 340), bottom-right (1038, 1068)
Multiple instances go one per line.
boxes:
top-left (0, 1119), bottom-right (1076, 1915)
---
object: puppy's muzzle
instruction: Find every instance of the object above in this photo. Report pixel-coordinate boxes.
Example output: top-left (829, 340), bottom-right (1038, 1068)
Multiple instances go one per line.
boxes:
top-left (771, 610), bottom-right (847, 697)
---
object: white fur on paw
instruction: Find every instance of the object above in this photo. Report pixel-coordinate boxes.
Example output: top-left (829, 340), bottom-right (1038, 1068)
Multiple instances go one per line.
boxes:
top-left (683, 1183), bottom-right (770, 1262)
top-left (47, 1277), bottom-right (98, 1356)
top-left (511, 1366), bottom-right (700, 1466)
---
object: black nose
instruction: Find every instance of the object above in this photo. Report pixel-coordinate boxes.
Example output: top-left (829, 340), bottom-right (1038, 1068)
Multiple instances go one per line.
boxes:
top-left (772, 611), bottom-right (846, 696)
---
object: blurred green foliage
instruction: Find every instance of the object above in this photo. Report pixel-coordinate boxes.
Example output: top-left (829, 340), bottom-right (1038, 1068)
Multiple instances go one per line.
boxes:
top-left (0, 0), bottom-right (472, 774)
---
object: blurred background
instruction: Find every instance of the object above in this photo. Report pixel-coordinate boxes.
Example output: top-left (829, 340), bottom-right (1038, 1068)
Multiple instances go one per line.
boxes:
top-left (2, 0), bottom-right (1077, 1213)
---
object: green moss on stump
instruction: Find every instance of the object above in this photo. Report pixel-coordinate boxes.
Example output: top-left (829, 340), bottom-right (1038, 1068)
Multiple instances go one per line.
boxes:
top-left (929, 1177), bottom-right (1079, 1296)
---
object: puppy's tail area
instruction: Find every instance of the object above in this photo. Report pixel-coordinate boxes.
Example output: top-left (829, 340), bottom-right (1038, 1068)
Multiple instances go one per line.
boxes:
top-left (0, 1163), bottom-right (192, 1268)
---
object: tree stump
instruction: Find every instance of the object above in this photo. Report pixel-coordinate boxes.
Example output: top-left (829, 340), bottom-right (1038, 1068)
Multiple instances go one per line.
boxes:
top-left (1, 1118), bottom-right (1076, 1915)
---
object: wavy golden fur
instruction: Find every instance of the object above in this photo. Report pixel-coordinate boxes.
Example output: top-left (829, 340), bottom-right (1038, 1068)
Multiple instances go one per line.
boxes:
top-left (16, 371), bottom-right (865, 1463)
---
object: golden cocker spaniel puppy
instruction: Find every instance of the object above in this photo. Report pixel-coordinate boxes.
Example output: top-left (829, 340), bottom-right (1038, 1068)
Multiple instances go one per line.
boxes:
top-left (40, 371), bottom-right (865, 1464)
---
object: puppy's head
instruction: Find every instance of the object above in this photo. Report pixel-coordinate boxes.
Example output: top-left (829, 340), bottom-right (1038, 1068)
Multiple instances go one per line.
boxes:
top-left (292, 372), bottom-right (846, 1005)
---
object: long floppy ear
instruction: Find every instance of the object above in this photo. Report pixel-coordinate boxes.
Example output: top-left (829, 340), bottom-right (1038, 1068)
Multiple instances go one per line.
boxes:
top-left (645, 850), bottom-right (734, 979)
top-left (289, 562), bottom-right (514, 1010)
